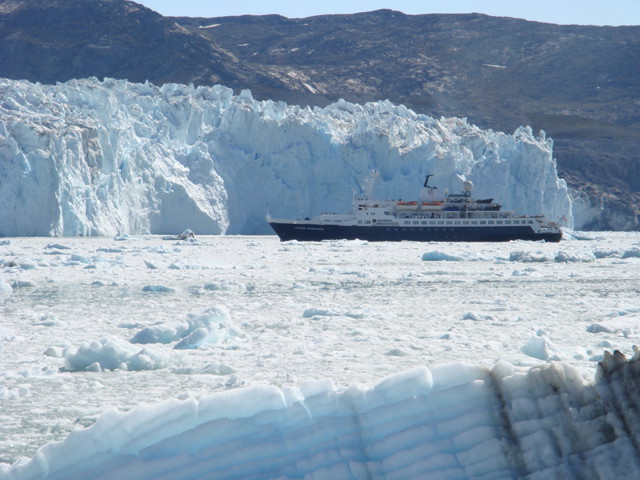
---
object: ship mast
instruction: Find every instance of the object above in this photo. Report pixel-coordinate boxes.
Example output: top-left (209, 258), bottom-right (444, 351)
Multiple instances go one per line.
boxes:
top-left (423, 174), bottom-right (434, 188)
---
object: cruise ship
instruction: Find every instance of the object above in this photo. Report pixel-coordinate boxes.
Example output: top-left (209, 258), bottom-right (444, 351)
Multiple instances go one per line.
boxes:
top-left (267, 174), bottom-right (563, 242)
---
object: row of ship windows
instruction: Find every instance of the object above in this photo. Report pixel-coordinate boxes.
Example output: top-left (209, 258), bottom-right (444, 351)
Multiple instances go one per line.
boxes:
top-left (357, 219), bottom-right (534, 226)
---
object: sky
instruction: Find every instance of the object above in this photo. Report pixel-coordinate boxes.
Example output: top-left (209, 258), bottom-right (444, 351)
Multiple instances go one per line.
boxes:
top-left (134, 0), bottom-right (640, 26)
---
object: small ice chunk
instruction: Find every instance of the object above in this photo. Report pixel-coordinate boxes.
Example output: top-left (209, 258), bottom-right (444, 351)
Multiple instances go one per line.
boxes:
top-left (34, 313), bottom-right (62, 326)
top-left (142, 285), bottom-right (176, 293)
top-left (0, 281), bottom-right (14, 297)
top-left (63, 337), bottom-right (171, 371)
top-left (303, 308), bottom-right (333, 318)
top-left (621, 248), bottom-right (640, 259)
top-left (44, 346), bottom-right (64, 358)
top-left (144, 260), bottom-right (158, 269)
top-left (0, 326), bottom-right (15, 341)
top-left (509, 250), bottom-right (553, 262)
top-left (174, 327), bottom-right (209, 350)
top-left (521, 333), bottom-right (558, 361)
top-left (554, 250), bottom-right (596, 262)
top-left (131, 323), bottom-right (187, 344)
top-left (85, 362), bottom-right (102, 372)
top-left (587, 323), bottom-right (614, 334)
top-left (177, 229), bottom-right (195, 240)
top-left (422, 251), bottom-right (464, 261)
top-left (385, 348), bottom-right (407, 356)
top-left (45, 243), bottom-right (71, 250)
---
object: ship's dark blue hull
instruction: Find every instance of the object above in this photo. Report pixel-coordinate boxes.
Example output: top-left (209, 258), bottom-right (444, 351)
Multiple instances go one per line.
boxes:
top-left (269, 221), bottom-right (562, 242)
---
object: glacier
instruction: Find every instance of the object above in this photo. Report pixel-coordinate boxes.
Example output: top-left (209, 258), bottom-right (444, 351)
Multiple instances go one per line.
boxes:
top-left (3, 352), bottom-right (640, 480)
top-left (0, 78), bottom-right (573, 237)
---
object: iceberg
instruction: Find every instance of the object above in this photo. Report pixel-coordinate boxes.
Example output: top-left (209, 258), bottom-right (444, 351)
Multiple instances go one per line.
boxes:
top-left (3, 351), bottom-right (640, 479)
top-left (0, 78), bottom-right (572, 236)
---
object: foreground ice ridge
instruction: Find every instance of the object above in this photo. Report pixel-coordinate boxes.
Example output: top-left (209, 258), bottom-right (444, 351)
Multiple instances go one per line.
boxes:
top-left (0, 78), bottom-right (572, 236)
top-left (4, 351), bottom-right (640, 480)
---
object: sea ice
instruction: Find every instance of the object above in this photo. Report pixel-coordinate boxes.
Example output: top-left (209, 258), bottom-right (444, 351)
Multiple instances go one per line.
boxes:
top-left (1, 233), bottom-right (640, 478)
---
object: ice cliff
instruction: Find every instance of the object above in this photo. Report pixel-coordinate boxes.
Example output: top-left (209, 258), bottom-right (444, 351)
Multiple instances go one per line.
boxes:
top-left (0, 78), bottom-right (572, 236)
top-left (3, 351), bottom-right (640, 479)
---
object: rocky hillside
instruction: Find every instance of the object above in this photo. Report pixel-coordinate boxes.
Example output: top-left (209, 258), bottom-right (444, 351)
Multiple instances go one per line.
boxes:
top-left (1, 0), bottom-right (639, 229)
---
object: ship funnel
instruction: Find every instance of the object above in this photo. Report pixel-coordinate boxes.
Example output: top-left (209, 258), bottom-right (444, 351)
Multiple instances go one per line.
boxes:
top-left (463, 180), bottom-right (474, 193)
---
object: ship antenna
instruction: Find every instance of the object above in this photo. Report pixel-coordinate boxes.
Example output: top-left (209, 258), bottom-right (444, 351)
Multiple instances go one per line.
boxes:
top-left (424, 174), bottom-right (434, 188)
